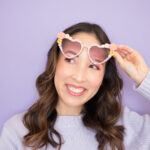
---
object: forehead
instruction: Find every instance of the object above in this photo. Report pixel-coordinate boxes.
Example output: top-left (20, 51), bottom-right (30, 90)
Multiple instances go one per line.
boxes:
top-left (71, 32), bottom-right (101, 46)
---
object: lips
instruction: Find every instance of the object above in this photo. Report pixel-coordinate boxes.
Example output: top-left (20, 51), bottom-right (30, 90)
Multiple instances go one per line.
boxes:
top-left (67, 84), bottom-right (86, 89)
top-left (66, 84), bottom-right (87, 96)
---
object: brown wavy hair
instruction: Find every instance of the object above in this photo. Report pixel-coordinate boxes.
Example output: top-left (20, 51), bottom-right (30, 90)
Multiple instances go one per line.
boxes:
top-left (23, 22), bottom-right (125, 150)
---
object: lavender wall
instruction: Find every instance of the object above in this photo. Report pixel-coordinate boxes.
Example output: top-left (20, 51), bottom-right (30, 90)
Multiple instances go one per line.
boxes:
top-left (0, 0), bottom-right (150, 132)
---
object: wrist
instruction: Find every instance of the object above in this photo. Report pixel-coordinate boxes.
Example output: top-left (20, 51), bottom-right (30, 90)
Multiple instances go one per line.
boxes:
top-left (136, 68), bottom-right (149, 85)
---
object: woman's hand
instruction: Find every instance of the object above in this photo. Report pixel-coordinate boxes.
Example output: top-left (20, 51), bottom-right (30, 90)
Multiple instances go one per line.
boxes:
top-left (113, 45), bottom-right (149, 85)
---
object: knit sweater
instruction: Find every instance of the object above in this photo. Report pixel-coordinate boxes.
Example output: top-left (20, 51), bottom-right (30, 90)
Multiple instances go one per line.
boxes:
top-left (0, 71), bottom-right (150, 150)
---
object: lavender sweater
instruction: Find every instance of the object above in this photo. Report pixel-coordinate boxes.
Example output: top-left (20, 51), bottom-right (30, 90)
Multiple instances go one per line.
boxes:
top-left (0, 71), bottom-right (150, 150)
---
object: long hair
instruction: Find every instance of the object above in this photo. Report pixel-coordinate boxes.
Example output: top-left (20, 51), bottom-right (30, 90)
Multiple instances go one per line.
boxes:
top-left (23, 22), bottom-right (125, 150)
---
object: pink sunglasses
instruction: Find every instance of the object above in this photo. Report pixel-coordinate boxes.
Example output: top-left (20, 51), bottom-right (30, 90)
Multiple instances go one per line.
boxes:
top-left (57, 32), bottom-right (117, 64)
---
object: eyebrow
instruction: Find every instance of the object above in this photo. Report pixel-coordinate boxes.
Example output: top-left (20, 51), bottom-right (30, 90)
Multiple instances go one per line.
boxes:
top-left (65, 51), bottom-right (77, 55)
top-left (65, 51), bottom-right (79, 58)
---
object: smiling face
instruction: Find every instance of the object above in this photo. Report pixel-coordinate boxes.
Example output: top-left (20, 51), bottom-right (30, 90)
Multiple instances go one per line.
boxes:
top-left (54, 32), bottom-right (106, 116)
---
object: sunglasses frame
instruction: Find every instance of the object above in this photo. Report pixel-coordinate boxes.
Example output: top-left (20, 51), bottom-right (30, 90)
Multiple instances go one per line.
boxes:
top-left (57, 32), bottom-right (116, 64)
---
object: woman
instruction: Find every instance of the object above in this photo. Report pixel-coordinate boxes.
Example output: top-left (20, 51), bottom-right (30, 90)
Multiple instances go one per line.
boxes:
top-left (0, 22), bottom-right (150, 150)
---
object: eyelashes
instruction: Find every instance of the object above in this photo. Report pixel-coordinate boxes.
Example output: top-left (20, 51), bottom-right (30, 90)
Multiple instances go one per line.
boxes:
top-left (65, 58), bottom-right (74, 63)
top-left (89, 64), bottom-right (100, 70)
top-left (64, 58), bottom-right (100, 70)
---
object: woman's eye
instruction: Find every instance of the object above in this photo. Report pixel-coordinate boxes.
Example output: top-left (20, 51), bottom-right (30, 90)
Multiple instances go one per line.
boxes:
top-left (65, 58), bottom-right (100, 70)
top-left (90, 64), bottom-right (100, 70)
top-left (65, 58), bottom-right (74, 63)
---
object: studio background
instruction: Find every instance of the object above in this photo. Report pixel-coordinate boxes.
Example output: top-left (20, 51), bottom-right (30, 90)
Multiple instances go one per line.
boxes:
top-left (0, 0), bottom-right (150, 132)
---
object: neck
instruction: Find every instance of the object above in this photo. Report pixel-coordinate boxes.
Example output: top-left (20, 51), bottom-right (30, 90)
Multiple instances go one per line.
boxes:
top-left (56, 101), bottom-right (82, 116)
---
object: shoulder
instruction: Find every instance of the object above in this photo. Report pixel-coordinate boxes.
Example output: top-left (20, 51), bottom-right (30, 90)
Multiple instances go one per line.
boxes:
top-left (118, 106), bottom-right (150, 134)
top-left (3, 111), bottom-right (29, 137)
top-left (118, 106), bottom-right (143, 126)
top-left (118, 107), bottom-right (150, 148)
top-left (4, 112), bottom-right (25, 127)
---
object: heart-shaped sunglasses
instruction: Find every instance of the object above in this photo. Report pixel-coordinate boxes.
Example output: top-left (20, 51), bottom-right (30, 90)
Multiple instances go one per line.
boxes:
top-left (57, 32), bottom-right (117, 64)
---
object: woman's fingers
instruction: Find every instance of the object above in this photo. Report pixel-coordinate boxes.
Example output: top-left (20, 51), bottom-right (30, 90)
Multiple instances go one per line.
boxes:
top-left (113, 50), bottom-right (124, 67)
top-left (115, 50), bottom-right (129, 59)
top-left (112, 44), bottom-right (149, 84)
top-left (117, 45), bottom-right (134, 53)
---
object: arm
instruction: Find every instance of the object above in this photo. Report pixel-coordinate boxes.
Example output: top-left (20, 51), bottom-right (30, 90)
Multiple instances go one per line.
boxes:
top-left (133, 70), bottom-right (150, 100)
top-left (114, 45), bottom-right (150, 148)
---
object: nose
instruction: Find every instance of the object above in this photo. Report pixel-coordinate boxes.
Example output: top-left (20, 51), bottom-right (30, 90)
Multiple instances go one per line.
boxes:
top-left (72, 65), bottom-right (86, 83)
top-left (72, 47), bottom-right (89, 83)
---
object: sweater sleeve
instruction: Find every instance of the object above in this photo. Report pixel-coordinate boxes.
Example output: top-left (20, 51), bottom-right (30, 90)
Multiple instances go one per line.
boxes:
top-left (0, 125), bottom-right (17, 150)
top-left (133, 70), bottom-right (150, 100)
top-left (120, 70), bottom-right (150, 149)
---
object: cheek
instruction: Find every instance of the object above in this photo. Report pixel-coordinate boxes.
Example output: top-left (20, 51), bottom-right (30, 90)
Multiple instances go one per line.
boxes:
top-left (55, 59), bottom-right (72, 81)
top-left (87, 69), bottom-right (105, 89)
top-left (89, 74), bottom-right (104, 89)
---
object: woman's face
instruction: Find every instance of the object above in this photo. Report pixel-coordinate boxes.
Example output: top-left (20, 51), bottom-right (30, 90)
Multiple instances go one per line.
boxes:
top-left (54, 32), bottom-right (106, 115)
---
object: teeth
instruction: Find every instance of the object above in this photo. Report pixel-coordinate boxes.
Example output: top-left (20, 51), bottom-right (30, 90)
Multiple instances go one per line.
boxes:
top-left (67, 85), bottom-right (85, 93)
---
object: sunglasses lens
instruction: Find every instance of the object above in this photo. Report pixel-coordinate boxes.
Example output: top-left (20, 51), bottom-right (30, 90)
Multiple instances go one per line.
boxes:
top-left (90, 46), bottom-right (109, 63)
top-left (62, 39), bottom-right (81, 57)
top-left (60, 38), bottom-right (109, 63)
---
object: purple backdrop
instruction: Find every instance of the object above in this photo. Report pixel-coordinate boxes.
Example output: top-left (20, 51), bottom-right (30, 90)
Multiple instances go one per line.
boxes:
top-left (0, 0), bottom-right (150, 132)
